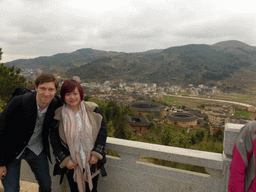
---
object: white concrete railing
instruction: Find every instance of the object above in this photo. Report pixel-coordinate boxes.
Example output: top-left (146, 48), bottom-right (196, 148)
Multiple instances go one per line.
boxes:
top-left (20, 123), bottom-right (244, 192)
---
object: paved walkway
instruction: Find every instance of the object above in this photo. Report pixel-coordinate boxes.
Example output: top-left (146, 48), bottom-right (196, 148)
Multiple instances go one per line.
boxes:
top-left (0, 180), bottom-right (38, 192)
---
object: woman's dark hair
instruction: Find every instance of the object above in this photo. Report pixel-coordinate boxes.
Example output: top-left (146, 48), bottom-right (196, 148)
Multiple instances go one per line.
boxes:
top-left (60, 79), bottom-right (84, 104)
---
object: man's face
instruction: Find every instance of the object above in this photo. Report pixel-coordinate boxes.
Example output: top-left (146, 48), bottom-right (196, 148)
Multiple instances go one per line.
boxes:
top-left (35, 82), bottom-right (57, 107)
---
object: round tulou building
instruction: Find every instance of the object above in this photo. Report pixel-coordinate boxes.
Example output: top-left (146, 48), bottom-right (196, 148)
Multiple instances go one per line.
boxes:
top-left (166, 112), bottom-right (198, 128)
top-left (128, 101), bottom-right (167, 119)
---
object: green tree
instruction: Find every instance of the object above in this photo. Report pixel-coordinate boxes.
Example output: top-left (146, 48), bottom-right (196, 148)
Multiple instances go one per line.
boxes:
top-left (146, 114), bottom-right (153, 121)
top-left (83, 95), bottom-right (91, 101)
top-left (195, 130), bottom-right (204, 142)
top-left (159, 124), bottom-right (174, 145)
top-left (191, 135), bottom-right (196, 144)
top-left (198, 104), bottom-right (205, 109)
top-left (89, 99), bottom-right (109, 121)
top-left (106, 120), bottom-right (115, 137)
top-left (105, 101), bottom-right (120, 122)
top-left (120, 104), bottom-right (134, 116)
top-left (90, 100), bottom-right (134, 140)
top-left (114, 113), bottom-right (132, 139)
top-left (173, 133), bottom-right (191, 148)
top-left (0, 49), bottom-right (27, 103)
top-left (174, 120), bottom-right (178, 126)
top-left (0, 97), bottom-right (5, 114)
top-left (0, 64), bottom-right (27, 103)
top-left (197, 137), bottom-right (223, 153)
top-left (213, 128), bottom-right (224, 142)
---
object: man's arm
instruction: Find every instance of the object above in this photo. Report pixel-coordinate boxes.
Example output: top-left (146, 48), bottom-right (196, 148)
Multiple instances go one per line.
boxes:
top-left (0, 97), bottom-right (19, 177)
top-left (0, 96), bottom-right (22, 166)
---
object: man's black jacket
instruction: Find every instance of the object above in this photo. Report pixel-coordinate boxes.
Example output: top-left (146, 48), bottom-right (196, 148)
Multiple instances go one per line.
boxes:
top-left (0, 92), bottom-right (62, 166)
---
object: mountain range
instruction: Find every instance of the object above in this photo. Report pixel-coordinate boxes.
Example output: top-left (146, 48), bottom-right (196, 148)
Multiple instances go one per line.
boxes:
top-left (4, 40), bottom-right (256, 93)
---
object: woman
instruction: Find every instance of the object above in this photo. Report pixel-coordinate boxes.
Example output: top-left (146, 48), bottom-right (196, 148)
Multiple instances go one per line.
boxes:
top-left (50, 79), bottom-right (107, 192)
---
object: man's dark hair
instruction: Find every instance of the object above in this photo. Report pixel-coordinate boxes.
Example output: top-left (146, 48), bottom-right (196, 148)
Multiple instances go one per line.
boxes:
top-left (35, 73), bottom-right (59, 90)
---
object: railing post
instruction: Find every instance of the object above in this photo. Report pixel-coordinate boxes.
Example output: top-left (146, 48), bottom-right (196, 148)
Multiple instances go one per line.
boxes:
top-left (205, 167), bottom-right (223, 191)
top-left (222, 123), bottom-right (244, 192)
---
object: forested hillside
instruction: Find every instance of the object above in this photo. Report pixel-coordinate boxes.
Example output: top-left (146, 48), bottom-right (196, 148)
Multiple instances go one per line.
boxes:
top-left (4, 40), bottom-right (256, 93)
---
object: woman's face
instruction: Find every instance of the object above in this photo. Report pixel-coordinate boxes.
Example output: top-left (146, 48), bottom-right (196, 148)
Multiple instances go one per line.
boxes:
top-left (64, 87), bottom-right (81, 108)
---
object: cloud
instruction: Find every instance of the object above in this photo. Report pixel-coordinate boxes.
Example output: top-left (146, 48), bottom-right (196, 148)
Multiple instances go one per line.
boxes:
top-left (1, 0), bottom-right (256, 63)
top-left (174, 15), bottom-right (256, 45)
top-left (12, 20), bottom-right (48, 35)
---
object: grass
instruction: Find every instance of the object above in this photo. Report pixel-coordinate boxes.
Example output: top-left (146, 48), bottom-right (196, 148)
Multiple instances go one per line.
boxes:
top-left (234, 111), bottom-right (251, 119)
top-left (163, 95), bottom-right (177, 102)
top-left (179, 92), bottom-right (190, 96)
top-left (230, 94), bottom-right (252, 101)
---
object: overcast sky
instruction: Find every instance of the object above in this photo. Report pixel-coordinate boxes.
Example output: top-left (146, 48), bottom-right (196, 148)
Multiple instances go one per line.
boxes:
top-left (1, 0), bottom-right (256, 63)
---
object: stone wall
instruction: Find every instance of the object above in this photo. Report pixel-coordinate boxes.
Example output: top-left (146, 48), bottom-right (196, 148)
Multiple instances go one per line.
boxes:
top-left (20, 123), bottom-right (245, 192)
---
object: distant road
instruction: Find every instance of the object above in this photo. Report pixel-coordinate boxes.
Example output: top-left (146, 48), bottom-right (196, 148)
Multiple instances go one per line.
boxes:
top-left (166, 95), bottom-right (255, 108)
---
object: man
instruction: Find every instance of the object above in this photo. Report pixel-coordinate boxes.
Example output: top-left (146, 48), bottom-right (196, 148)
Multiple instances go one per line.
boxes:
top-left (229, 121), bottom-right (256, 192)
top-left (0, 73), bottom-right (62, 192)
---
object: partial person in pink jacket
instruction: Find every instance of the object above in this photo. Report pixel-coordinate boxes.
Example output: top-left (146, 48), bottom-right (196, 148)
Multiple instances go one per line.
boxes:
top-left (229, 121), bottom-right (256, 192)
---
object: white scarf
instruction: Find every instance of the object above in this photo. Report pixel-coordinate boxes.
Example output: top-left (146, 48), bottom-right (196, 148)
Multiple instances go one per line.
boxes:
top-left (62, 102), bottom-right (94, 191)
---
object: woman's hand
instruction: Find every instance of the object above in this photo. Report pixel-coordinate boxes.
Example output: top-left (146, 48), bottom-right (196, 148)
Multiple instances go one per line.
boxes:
top-left (89, 154), bottom-right (99, 165)
top-left (65, 159), bottom-right (77, 169)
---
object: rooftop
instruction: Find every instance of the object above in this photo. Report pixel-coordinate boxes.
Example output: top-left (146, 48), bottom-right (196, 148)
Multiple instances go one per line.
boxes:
top-left (129, 101), bottom-right (166, 111)
top-left (126, 114), bottom-right (151, 126)
top-left (166, 112), bottom-right (198, 121)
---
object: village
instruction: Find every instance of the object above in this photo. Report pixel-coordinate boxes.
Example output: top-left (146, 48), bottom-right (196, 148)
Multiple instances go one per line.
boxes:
top-left (20, 68), bottom-right (254, 135)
